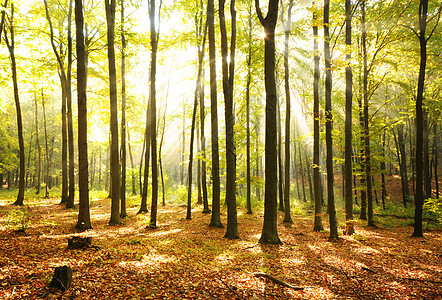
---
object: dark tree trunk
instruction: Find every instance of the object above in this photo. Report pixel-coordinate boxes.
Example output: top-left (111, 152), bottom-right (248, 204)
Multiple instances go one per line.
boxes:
top-left (423, 111), bottom-right (431, 199)
top-left (106, 0), bottom-right (121, 226)
top-left (394, 125), bottom-right (410, 207)
top-left (282, 0), bottom-right (293, 223)
top-left (412, 0), bottom-right (428, 237)
top-left (208, 0), bottom-right (223, 228)
top-left (148, 0), bottom-right (160, 229)
top-left (5, 4), bottom-right (24, 206)
top-left (75, 0), bottom-right (92, 230)
top-left (312, 2), bottom-right (323, 231)
top-left (434, 122), bottom-right (439, 198)
top-left (299, 142), bottom-right (307, 203)
top-left (120, 0), bottom-right (127, 218)
top-left (344, 0), bottom-right (354, 234)
top-left (358, 95), bottom-right (367, 219)
top-left (245, 5), bottom-right (253, 215)
top-left (220, 0), bottom-right (238, 239)
top-left (324, 0), bottom-right (338, 239)
top-left (277, 97), bottom-right (284, 211)
top-left (200, 72), bottom-right (210, 213)
top-left (42, 91), bottom-right (50, 199)
top-left (256, 0), bottom-right (282, 244)
top-left (67, 0), bottom-right (75, 209)
top-left (361, 0), bottom-right (374, 227)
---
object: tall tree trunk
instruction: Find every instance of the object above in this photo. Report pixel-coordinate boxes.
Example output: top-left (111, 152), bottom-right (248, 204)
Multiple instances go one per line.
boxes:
top-left (299, 142), bottom-right (307, 203)
top-left (281, 0), bottom-right (293, 222)
top-left (312, 1), bottom-right (323, 231)
top-left (220, 0), bottom-right (238, 239)
top-left (159, 104), bottom-right (167, 207)
top-left (67, 0), bottom-right (75, 209)
top-left (423, 111), bottom-right (431, 199)
top-left (256, 0), bottom-right (282, 244)
top-left (394, 125), bottom-right (410, 207)
top-left (149, 0), bottom-right (160, 228)
top-left (128, 131), bottom-right (137, 195)
top-left (344, 0), bottom-right (354, 234)
top-left (412, 0), bottom-right (429, 237)
top-left (75, 0), bottom-right (92, 230)
top-left (246, 4), bottom-right (253, 215)
top-left (197, 120), bottom-right (202, 205)
top-left (208, 0), bottom-right (223, 228)
top-left (5, 4), bottom-right (24, 206)
top-left (324, 0), bottom-right (338, 239)
top-left (120, 0), bottom-right (127, 218)
top-left (358, 95), bottom-right (367, 218)
top-left (106, 0), bottom-right (121, 226)
top-left (361, 0), bottom-right (374, 227)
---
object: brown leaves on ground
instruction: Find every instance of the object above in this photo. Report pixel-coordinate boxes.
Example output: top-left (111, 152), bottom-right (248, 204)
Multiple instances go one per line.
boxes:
top-left (0, 197), bottom-right (441, 299)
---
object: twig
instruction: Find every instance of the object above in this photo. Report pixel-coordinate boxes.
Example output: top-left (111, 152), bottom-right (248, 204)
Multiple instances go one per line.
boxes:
top-left (254, 272), bottom-right (303, 290)
top-left (218, 276), bottom-right (245, 299)
top-left (361, 266), bottom-right (376, 273)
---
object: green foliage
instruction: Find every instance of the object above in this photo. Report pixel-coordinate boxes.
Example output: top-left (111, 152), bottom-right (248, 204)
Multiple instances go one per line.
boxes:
top-left (6, 207), bottom-right (32, 232)
top-left (424, 198), bottom-right (442, 224)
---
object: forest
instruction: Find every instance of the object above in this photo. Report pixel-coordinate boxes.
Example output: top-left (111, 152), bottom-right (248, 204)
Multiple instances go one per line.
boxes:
top-left (0, 0), bottom-right (441, 298)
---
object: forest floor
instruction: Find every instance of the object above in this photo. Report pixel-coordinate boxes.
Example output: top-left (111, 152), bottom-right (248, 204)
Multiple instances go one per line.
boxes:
top-left (0, 196), bottom-right (441, 300)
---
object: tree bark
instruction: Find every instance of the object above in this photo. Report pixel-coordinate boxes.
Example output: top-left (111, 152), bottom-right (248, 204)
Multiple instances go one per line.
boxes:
top-left (324, 0), bottom-right (338, 239)
top-left (312, 2), bottom-right (323, 231)
top-left (75, 0), bottom-right (92, 230)
top-left (34, 94), bottom-right (42, 195)
top-left (256, 0), bottom-right (282, 244)
top-left (246, 4), bottom-right (253, 215)
top-left (208, 0), bottom-right (223, 228)
top-left (220, 0), bottom-right (238, 239)
top-left (106, 0), bottom-right (121, 226)
top-left (120, 0), bottom-right (127, 218)
top-left (344, 0), bottom-right (354, 234)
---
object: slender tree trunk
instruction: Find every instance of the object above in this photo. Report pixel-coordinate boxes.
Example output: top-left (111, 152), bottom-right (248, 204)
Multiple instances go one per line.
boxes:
top-left (197, 120), bottom-right (202, 205)
top-left (75, 0), bottom-right (92, 230)
top-left (344, 0), bottom-right (354, 234)
top-left (277, 97), bottom-right (284, 211)
top-left (149, 0), bottom-right (160, 228)
top-left (381, 132), bottom-right (387, 210)
top-left (281, 0), bottom-right (293, 222)
top-left (139, 101), bottom-right (151, 214)
top-left (312, 2), bottom-right (323, 231)
top-left (128, 131), bottom-right (137, 195)
top-left (395, 125), bottom-right (410, 206)
top-left (5, 4), bottom-right (24, 206)
top-left (220, 0), bottom-right (238, 239)
top-left (200, 71), bottom-right (210, 213)
top-left (41, 91), bottom-right (50, 199)
top-left (299, 142), bottom-right (307, 203)
top-left (208, 0), bottom-right (223, 228)
top-left (412, 0), bottom-right (428, 237)
top-left (358, 95), bottom-right (367, 219)
top-left (120, 0), bottom-right (127, 218)
top-left (67, 0), bottom-right (75, 209)
top-left (246, 4), bottom-right (253, 215)
top-left (434, 122), bottom-right (439, 198)
top-left (181, 102), bottom-right (185, 186)
top-left (34, 94), bottom-right (42, 195)
top-left (256, 0), bottom-right (282, 244)
top-left (361, 0), bottom-right (374, 227)
top-left (423, 111), bottom-right (431, 199)
top-left (106, 0), bottom-right (121, 225)
top-left (324, 0), bottom-right (338, 239)
top-left (159, 105), bottom-right (167, 207)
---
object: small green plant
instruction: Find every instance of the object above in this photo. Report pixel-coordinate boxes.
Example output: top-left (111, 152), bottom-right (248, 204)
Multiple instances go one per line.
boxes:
top-left (424, 198), bottom-right (442, 224)
top-left (352, 233), bottom-right (367, 241)
top-left (7, 207), bottom-right (32, 232)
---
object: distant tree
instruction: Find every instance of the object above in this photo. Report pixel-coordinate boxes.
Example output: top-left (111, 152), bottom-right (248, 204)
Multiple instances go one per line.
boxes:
top-left (256, 0), bottom-right (282, 244)
top-left (105, 0), bottom-right (122, 226)
top-left (75, 0), bottom-right (92, 230)
top-left (120, 0), bottom-right (127, 219)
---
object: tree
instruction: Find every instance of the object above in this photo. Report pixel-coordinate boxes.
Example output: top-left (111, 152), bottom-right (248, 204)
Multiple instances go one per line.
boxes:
top-left (343, 0), bottom-right (354, 235)
top-left (281, 0), bottom-right (294, 224)
top-left (75, 0), bottom-right (92, 230)
top-left (312, 1), bottom-right (323, 232)
top-left (208, 0), bottom-right (223, 229)
top-left (105, 0), bottom-right (121, 226)
top-left (120, 0), bottom-right (127, 219)
top-left (256, 0), bottom-right (282, 245)
top-left (149, 0), bottom-right (160, 228)
top-left (220, 0), bottom-right (239, 239)
top-left (324, 0), bottom-right (338, 239)
top-left (3, 3), bottom-right (25, 207)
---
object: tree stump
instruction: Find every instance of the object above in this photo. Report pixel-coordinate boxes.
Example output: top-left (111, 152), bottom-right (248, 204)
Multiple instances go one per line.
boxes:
top-left (68, 236), bottom-right (92, 249)
top-left (49, 266), bottom-right (72, 291)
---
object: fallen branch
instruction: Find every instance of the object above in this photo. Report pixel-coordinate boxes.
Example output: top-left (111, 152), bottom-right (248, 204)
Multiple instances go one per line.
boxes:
top-left (254, 272), bottom-right (304, 290)
top-left (218, 277), bottom-right (245, 299)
